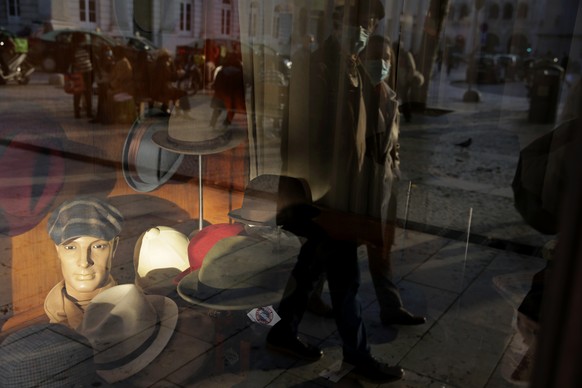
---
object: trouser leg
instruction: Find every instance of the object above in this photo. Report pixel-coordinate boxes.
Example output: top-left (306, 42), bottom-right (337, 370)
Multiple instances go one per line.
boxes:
top-left (274, 239), bottom-right (324, 336)
top-left (367, 242), bottom-right (402, 314)
top-left (324, 239), bottom-right (370, 360)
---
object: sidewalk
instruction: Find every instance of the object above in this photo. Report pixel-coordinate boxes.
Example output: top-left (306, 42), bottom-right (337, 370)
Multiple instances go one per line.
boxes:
top-left (395, 64), bottom-right (558, 253)
top-left (108, 226), bottom-right (545, 387)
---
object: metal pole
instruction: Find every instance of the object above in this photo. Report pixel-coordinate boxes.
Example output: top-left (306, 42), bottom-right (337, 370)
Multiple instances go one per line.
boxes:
top-left (198, 154), bottom-right (203, 230)
top-left (463, 0), bottom-right (484, 102)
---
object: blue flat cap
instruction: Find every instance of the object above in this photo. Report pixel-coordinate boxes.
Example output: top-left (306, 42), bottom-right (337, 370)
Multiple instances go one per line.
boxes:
top-left (47, 197), bottom-right (123, 244)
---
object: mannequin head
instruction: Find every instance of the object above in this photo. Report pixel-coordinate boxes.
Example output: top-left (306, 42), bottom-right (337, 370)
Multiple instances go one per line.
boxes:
top-left (47, 198), bottom-right (123, 300)
top-left (56, 235), bottom-right (118, 296)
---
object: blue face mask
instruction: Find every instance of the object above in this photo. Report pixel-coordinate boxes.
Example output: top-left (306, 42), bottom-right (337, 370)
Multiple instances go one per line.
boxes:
top-left (364, 59), bottom-right (391, 85)
top-left (346, 25), bottom-right (370, 55)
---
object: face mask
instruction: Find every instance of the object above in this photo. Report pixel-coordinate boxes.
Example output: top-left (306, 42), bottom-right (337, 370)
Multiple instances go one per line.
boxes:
top-left (364, 59), bottom-right (391, 85)
top-left (345, 25), bottom-right (370, 55)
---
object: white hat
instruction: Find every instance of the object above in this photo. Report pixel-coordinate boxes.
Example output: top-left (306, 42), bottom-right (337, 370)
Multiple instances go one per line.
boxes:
top-left (78, 284), bottom-right (178, 383)
top-left (134, 226), bottom-right (190, 294)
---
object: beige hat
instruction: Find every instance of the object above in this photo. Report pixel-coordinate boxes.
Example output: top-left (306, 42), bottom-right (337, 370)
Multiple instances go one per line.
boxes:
top-left (78, 284), bottom-right (178, 383)
top-left (134, 226), bottom-right (190, 294)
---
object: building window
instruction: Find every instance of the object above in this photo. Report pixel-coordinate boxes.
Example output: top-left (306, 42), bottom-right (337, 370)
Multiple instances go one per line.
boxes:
top-left (180, 1), bottom-right (192, 31)
top-left (503, 3), bottom-right (514, 19)
top-left (488, 4), bottom-right (499, 19)
top-left (448, 5), bottom-right (455, 21)
top-left (79, 0), bottom-right (96, 23)
top-left (275, 13), bottom-right (292, 41)
top-left (249, 2), bottom-right (259, 37)
top-left (221, 8), bottom-right (231, 35)
top-left (7, 0), bottom-right (20, 18)
top-left (517, 3), bottom-right (528, 19)
top-left (459, 3), bottom-right (470, 19)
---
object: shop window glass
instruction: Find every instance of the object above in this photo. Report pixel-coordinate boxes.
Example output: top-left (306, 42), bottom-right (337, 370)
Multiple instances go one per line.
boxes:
top-left (1, 2), bottom-right (581, 387)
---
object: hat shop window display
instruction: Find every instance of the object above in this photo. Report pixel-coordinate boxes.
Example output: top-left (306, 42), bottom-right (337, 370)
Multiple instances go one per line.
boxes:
top-left (42, 198), bottom-right (179, 384)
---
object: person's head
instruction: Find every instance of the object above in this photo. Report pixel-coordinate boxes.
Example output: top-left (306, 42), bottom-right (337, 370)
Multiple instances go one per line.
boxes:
top-left (333, 0), bottom-right (385, 55)
top-left (47, 198), bottom-right (123, 297)
top-left (360, 34), bottom-right (394, 87)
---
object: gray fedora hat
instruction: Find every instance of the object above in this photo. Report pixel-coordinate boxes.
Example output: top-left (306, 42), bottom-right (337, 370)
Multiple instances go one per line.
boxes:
top-left (228, 174), bottom-right (320, 226)
top-left (0, 323), bottom-right (102, 387)
top-left (151, 102), bottom-right (246, 155)
top-left (177, 235), bottom-right (299, 310)
top-left (122, 115), bottom-right (184, 192)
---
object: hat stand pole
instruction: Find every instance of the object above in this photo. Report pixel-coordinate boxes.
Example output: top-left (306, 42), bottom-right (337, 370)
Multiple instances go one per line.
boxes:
top-left (199, 154), bottom-right (203, 230)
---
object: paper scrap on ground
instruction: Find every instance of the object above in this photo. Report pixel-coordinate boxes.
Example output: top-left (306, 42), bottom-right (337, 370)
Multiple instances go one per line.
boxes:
top-left (247, 305), bottom-right (280, 326)
top-left (319, 360), bottom-right (354, 383)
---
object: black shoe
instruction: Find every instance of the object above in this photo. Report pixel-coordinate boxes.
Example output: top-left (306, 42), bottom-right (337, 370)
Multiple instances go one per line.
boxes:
top-left (381, 307), bottom-right (426, 326)
top-left (266, 329), bottom-right (323, 361)
top-left (346, 356), bottom-right (404, 383)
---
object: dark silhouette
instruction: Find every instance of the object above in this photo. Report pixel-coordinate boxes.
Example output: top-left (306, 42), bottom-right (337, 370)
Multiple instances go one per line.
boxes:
top-left (209, 52), bottom-right (245, 127)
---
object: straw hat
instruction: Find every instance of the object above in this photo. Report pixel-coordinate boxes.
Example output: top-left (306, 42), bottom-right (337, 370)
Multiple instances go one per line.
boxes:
top-left (177, 235), bottom-right (299, 310)
top-left (0, 323), bottom-right (102, 387)
top-left (78, 284), bottom-right (178, 383)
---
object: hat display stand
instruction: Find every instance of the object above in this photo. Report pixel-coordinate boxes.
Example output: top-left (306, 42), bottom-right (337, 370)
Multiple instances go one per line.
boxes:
top-left (152, 102), bottom-right (246, 231)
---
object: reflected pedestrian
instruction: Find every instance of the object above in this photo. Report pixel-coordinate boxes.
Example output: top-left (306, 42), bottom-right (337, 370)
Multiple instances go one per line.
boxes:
top-left (209, 51), bottom-right (245, 127)
top-left (69, 32), bottom-right (93, 119)
top-left (393, 41), bottom-right (424, 122)
top-left (90, 45), bottom-right (114, 124)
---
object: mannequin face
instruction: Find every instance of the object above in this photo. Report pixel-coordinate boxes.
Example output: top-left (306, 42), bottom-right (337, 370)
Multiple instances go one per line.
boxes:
top-left (56, 236), bottom-right (118, 296)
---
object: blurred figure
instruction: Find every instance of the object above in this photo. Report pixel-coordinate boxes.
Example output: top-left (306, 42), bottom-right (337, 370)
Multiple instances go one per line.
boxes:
top-left (307, 35), bottom-right (425, 326)
top-left (0, 29), bottom-right (14, 76)
top-left (360, 35), bottom-right (425, 325)
top-left (69, 32), bottom-right (93, 119)
top-left (393, 42), bottom-right (424, 122)
top-left (151, 48), bottom-right (187, 115)
top-left (108, 45), bottom-right (136, 124)
top-left (89, 45), bottom-right (114, 124)
top-left (282, 34), bottom-right (315, 173)
top-left (209, 51), bottom-right (245, 127)
top-left (267, 1), bottom-right (407, 383)
top-left (133, 49), bottom-right (153, 108)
